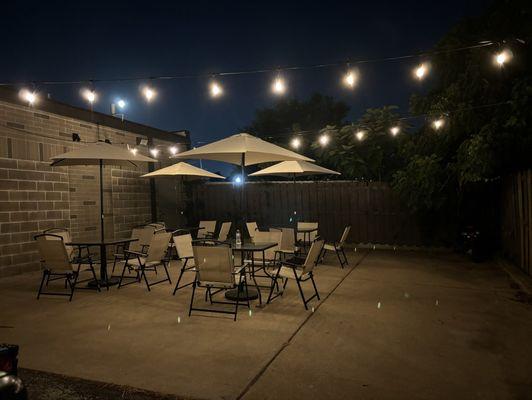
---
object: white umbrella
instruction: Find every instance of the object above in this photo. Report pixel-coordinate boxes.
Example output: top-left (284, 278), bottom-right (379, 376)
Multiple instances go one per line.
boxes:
top-left (141, 162), bottom-right (225, 223)
top-left (249, 160), bottom-right (340, 221)
top-left (50, 141), bottom-right (156, 285)
top-left (173, 133), bottom-right (314, 225)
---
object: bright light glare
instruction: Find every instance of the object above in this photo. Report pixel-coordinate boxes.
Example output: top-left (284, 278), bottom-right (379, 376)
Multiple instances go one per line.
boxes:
top-left (233, 175), bottom-right (242, 184)
top-left (83, 89), bottom-right (96, 104)
top-left (210, 81), bottom-right (223, 98)
top-left (319, 134), bottom-right (330, 146)
top-left (290, 137), bottom-right (301, 149)
top-left (20, 90), bottom-right (36, 105)
top-left (169, 146), bottom-right (178, 155)
top-left (117, 99), bottom-right (126, 108)
top-left (355, 130), bottom-right (366, 141)
top-left (432, 118), bottom-right (445, 130)
top-left (272, 77), bottom-right (286, 95)
top-left (143, 87), bottom-right (156, 101)
top-left (130, 148), bottom-right (138, 155)
top-left (414, 63), bottom-right (428, 80)
top-left (150, 148), bottom-right (159, 157)
top-left (390, 126), bottom-right (400, 136)
top-left (343, 70), bottom-right (357, 88)
top-left (495, 49), bottom-right (512, 66)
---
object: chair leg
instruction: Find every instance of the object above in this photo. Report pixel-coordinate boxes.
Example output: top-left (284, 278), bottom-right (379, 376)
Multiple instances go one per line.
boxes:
top-left (310, 272), bottom-right (320, 301)
top-left (118, 261), bottom-right (128, 289)
top-left (173, 266), bottom-right (186, 295)
top-left (188, 281), bottom-right (197, 317)
top-left (37, 270), bottom-right (47, 299)
top-left (162, 261), bottom-right (172, 285)
top-left (341, 248), bottom-right (349, 267)
top-left (141, 266), bottom-right (151, 291)
top-left (294, 275), bottom-right (308, 310)
top-left (335, 247), bottom-right (344, 268)
top-left (69, 268), bottom-right (80, 301)
top-left (89, 261), bottom-right (101, 292)
top-left (234, 284), bottom-right (240, 321)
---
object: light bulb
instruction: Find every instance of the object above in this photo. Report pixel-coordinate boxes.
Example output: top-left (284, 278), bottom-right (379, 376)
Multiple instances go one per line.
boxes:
top-left (343, 70), bottom-right (357, 88)
top-left (355, 130), bottom-right (366, 141)
top-left (117, 99), bottom-right (126, 109)
top-left (319, 134), bottom-right (330, 146)
top-left (495, 49), bottom-right (512, 66)
top-left (24, 91), bottom-right (36, 105)
top-left (83, 89), bottom-right (96, 104)
top-left (272, 77), bottom-right (286, 95)
top-left (130, 148), bottom-right (138, 155)
top-left (150, 148), bottom-right (159, 157)
top-left (210, 81), bottom-right (223, 98)
top-left (290, 137), bottom-right (301, 149)
top-left (169, 146), bottom-right (178, 155)
top-left (432, 118), bottom-right (445, 130)
top-left (414, 63), bottom-right (428, 80)
top-left (390, 126), bottom-right (400, 136)
top-left (143, 87), bottom-right (155, 101)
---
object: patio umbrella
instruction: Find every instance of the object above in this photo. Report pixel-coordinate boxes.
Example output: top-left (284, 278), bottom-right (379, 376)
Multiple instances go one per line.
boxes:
top-left (249, 160), bottom-right (340, 221)
top-left (173, 133), bottom-right (314, 225)
top-left (50, 141), bottom-right (156, 283)
top-left (141, 162), bottom-right (225, 222)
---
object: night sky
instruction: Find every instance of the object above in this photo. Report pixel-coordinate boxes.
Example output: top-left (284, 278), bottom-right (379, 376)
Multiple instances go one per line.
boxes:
top-left (3, 1), bottom-right (492, 149)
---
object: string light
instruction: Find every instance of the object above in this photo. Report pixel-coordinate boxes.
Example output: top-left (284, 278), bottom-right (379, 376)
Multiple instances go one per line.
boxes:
top-left (355, 130), bottom-right (366, 141)
top-left (414, 63), bottom-right (429, 80)
top-left (150, 148), bottom-right (159, 157)
top-left (210, 81), bottom-right (223, 98)
top-left (169, 146), bottom-right (178, 155)
top-left (494, 49), bottom-right (512, 66)
top-left (20, 89), bottom-right (37, 106)
top-left (290, 137), bottom-right (301, 149)
top-left (83, 89), bottom-right (96, 104)
top-left (272, 76), bottom-right (286, 95)
top-left (390, 126), bottom-right (400, 136)
top-left (432, 118), bottom-right (445, 130)
top-left (343, 69), bottom-right (358, 89)
top-left (142, 86), bottom-right (156, 102)
top-left (319, 134), bottom-right (330, 146)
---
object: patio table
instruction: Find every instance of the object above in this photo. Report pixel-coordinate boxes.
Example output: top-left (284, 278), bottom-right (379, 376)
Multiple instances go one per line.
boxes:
top-left (66, 238), bottom-right (137, 288)
top-left (216, 240), bottom-right (277, 304)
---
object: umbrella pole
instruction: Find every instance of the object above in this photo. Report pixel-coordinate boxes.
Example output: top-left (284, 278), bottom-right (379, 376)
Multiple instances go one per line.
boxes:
top-left (293, 173), bottom-right (297, 226)
top-left (241, 154), bottom-right (245, 231)
top-left (99, 159), bottom-right (107, 284)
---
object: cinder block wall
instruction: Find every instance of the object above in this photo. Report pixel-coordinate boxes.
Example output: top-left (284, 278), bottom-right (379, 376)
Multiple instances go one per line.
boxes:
top-left (0, 100), bottom-right (178, 277)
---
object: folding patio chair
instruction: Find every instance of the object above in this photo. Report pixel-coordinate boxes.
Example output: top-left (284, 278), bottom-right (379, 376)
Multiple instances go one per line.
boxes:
top-left (35, 233), bottom-right (100, 301)
top-left (43, 227), bottom-right (95, 264)
top-left (246, 222), bottom-right (258, 240)
top-left (172, 233), bottom-right (196, 295)
top-left (275, 227), bottom-right (298, 260)
top-left (267, 239), bottom-right (324, 310)
top-left (118, 231), bottom-right (172, 291)
top-left (197, 220), bottom-right (216, 239)
top-left (189, 241), bottom-right (250, 321)
top-left (111, 224), bottom-right (156, 274)
top-left (321, 225), bottom-right (351, 268)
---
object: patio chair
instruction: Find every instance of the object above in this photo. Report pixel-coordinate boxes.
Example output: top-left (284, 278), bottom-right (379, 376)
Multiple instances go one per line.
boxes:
top-left (111, 224), bottom-right (156, 274)
top-left (172, 233), bottom-right (196, 295)
top-left (246, 222), bottom-right (258, 240)
top-left (216, 222), bottom-right (232, 241)
top-left (197, 220), bottom-right (216, 239)
top-left (274, 227), bottom-right (298, 260)
top-left (321, 225), bottom-right (351, 268)
top-left (189, 241), bottom-right (249, 321)
top-left (118, 231), bottom-right (172, 291)
top-left (296, 222), bottom-right (319, 247)
top-left (43, 227), bottom-right (94, 264)
top-left (267, 239), bottom-right (324, 310)
top-left (35, 233), bottom-right (100, 301)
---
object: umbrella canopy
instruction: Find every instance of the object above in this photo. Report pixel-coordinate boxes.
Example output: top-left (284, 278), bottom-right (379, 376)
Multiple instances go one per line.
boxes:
top-left (172, 132), bottom-right (314, 166)
top-left (249, 160), bottom-right (340, 177)
top-left (140, 162), bottom-right (225, 180)
top-left (50, 141), bottom-right (156, 167)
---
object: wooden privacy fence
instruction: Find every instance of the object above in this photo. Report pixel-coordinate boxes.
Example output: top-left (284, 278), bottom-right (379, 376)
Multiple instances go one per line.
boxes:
top-left (187, 180), bottom-right (422, 245)
top-left (500, 170), bottom-right (532, 275)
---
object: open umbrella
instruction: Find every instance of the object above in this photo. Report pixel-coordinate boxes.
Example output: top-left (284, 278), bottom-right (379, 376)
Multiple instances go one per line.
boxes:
top-left (249, 160), bottom-right (340, 221)
top-left (50, 141), bottom-right (156, 284)
top-left (141, 162), bottom-right (225, 223)
top-left (173, 133), bottom-right (314, 225)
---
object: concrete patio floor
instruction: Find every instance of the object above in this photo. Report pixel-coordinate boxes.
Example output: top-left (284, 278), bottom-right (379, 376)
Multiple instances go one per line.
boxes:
top-left (1, 249), bottom-right (532, 400)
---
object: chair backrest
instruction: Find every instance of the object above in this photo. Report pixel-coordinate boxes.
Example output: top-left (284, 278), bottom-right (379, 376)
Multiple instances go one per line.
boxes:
top-left (279, 228), bottom-right (295, 253)
top-left (173, 233), bottom-right (193, 259)
top-left (146, 232), bottom-right (172, 263)
top-left (43, 228), bottom-right (73, 258)
top-left (297, 222), bottom-right (318, 242)
top-left (338, 226), bottom-right (351, 248)
top-left (218, 222), bottom-right (232, 241)
top-left (131, 225), bottom-right (157, 252)
top-left (246, 222), bottom-right (258, 239)
top-left (301, 240), bottom-right (325, 274)
top-left (193, 244), bottom-right (235, 286)
top-left (198, 220), bottom-right (216, 238)
top-left (35, 234), bottom-right (73, 271)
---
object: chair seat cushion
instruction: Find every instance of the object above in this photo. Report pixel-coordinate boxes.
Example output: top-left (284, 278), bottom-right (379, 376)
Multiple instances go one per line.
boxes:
top-left (127, 258), bottom-right (161, 269)
top-left (277, 266), bottom-right (308, 280)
